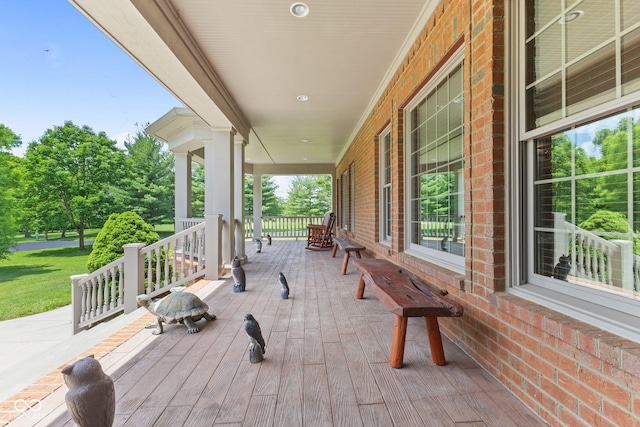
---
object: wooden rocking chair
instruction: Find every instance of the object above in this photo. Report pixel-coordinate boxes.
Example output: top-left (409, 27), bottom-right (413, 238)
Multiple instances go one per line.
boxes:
top-left (306, 212), bottom-right (335, 251)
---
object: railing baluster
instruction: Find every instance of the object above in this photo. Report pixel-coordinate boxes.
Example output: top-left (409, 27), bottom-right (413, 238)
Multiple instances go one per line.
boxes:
top-left (80, 283), bottom-right (87, 323)
top-left (89, 279), bottom-right (96, 319)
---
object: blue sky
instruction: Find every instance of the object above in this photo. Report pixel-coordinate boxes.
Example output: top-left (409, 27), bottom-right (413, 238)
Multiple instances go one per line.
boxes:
top-left (0, 1), bottom-right (181, 157)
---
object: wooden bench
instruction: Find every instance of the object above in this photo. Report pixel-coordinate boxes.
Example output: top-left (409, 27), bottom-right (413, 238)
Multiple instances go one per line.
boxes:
top-left (331, 237), bottom-right (366, 275)
top-left (352, 258), bottom-right (463, 368)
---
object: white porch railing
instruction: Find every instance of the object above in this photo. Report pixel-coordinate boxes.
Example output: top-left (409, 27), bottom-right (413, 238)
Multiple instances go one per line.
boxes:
top-left (244, 215), bottom-right (324, 238)
top-left (553, 212), bottom-right (639, 291)
top-left (71, 222), bottom-right (207, 334)
top-left (178, 215), bottom-right (325, 238)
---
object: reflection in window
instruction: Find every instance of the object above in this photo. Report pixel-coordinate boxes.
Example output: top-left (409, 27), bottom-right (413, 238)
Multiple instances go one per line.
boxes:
top-left (533, 108), bottom-right (640, 295)
top-left (408, 64), bottom-right (465, 257)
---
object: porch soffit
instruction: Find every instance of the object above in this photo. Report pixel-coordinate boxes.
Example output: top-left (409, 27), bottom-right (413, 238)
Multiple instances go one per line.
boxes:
top-left (69, 0), bottom-right (437, 167)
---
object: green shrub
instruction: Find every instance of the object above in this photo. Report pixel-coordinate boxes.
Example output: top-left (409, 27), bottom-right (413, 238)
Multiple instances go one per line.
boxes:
top-left (579, 210), bottom-right (630, 236)
top-left (87, 211), bottom-right (159, 272)
top-left (579, 210), bottom-right (640, 256)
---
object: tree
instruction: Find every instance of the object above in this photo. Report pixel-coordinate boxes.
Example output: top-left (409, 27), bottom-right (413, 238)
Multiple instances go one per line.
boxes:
top-left (244, 175), bottom-right (283, 216)
top-left (192, 163), bottom-right (205, 217)
top-left (0, 125), bottom-right (22, 259)
top-left (111, 127), bottom-right (174, 224)
top-left (283, 175), bottom-right (332, 216)
top-left (24, 121), bottom-right (125, 250)
top-left (87, 211), bottom-right (159, 272)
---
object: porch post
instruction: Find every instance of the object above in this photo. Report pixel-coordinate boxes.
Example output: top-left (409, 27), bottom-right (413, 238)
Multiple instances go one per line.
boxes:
top-left (174, 152), bottom-right (192, 232)
top-left (205, 214), bottom-right (222, 279)
top-left (123, 243), bottom-right (146, 314)
top-left (253, 174), bottom-right (262, 239)
top-left (234, 136), bottom-right (247, 262)
top-left (204, 128), bottom-right (236, 270)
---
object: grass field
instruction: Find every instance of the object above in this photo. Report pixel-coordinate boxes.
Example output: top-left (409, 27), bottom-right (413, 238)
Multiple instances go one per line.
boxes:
top-left (0, 246), bottom-right (91, 321)
top-left (12, 223), bottom-right (175, 244)
top-left (1, 223), bottom-right (176, 321)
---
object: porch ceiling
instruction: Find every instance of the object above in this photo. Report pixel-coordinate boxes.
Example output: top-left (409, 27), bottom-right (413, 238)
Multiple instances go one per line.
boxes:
top-left (69, 0), bottom-right (436, 169)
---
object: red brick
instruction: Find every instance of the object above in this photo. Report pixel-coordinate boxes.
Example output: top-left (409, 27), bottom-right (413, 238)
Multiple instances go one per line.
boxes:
top-left (602, 399), bottom-right (640, 426)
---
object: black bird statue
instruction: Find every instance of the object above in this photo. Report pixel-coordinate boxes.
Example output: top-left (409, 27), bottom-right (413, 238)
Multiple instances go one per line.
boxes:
top-left (266, 234), bottom-right (272, 245)
top-left (243, 313), bottom-right (266, 363)
top-left (278, 272), bottom-right (290, 299)
top-left (552, 254), bottom-right (571, 281)
top-left (231, 257), bottom-right (246, 293)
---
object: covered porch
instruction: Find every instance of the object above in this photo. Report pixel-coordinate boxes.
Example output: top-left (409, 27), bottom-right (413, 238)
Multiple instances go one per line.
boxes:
top-left (7, 240), bottom-right (544, 426)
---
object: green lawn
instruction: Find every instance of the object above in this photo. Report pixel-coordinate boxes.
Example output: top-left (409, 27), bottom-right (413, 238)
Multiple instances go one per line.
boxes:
top-left (13, 223), bottom-right (175, 244)
top-left (0, 246), bottom-right (92, 321)
top-left (1, 223), bottom-right (176, 321)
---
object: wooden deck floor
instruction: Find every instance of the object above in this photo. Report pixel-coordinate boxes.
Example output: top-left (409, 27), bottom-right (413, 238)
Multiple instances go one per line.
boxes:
top-left (13, 240), bottom-right (547, 426)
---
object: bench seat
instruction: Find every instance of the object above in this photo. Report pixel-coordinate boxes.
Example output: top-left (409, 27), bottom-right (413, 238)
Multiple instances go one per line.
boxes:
top-left (352, 258), bottom-right (463, 368)
top-left (331, 237), bottom-right (366, 275)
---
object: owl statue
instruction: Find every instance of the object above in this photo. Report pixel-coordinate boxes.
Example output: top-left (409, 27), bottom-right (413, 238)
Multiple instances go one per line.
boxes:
top-left (62, 355), bottom-right (115, 427)
top-left (552, 254), bottom-right (571, 281)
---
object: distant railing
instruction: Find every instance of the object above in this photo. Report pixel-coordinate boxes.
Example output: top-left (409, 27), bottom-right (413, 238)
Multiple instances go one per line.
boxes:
top-left (71, 222), bottom-right (207, 334)
top-left (245, 215), bottom-right (324, 238)
top-left (179, 215), bottom-right (324, 239)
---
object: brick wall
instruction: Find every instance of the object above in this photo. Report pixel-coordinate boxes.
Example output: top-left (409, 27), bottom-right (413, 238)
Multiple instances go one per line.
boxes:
top-left (335, 0), bottom-right (640, 425)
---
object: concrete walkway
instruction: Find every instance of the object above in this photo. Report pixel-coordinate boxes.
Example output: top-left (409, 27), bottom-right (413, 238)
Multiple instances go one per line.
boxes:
top-left (0, 303), bottom-right (147, 404)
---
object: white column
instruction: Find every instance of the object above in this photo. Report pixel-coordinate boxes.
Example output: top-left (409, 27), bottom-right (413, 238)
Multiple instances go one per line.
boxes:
top-left (253, 174), bottom-right (262, 239)
top-left (204, 128), bottom-right (235, 270)
top-left (174, 152), bottom-right (192, 232)
top-left (234, 137), bottom-right (247, 262)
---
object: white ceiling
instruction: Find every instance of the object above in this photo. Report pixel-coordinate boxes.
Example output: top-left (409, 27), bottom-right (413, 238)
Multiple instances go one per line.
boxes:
top-left (70, 0), bottom-right (436, 169)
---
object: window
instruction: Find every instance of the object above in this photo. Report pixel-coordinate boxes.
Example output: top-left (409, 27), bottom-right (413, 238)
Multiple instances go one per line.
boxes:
top-left (532, 108), bottom-right (640, 296)
top-left (380, 128), bottom-right (392, 243)
top-left (514, 0), bottom-right (640, 340)
top-left (341, 170), bottom-right (349, 231)
top-left (405, 50), bottom-right (465, 272)
top-left (525, 0), bottom-right (640, 130)
top-left (349, 162), bottom-right (355, 232)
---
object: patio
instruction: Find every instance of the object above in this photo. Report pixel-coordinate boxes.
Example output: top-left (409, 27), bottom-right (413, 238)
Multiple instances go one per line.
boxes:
top-left (8, 240), bottom-right (546, 426)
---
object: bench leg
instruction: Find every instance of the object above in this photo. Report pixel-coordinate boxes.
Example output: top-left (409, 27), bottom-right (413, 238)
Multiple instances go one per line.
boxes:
top-left (354, 251), bottom-right (362, 259)
top-left (426, 317), bottom-right (446, 366)
top-left (331, 242), bottom-right (339, 258)
top-left (390, 315), bottom-right (408, 368)
top-left (355, 274), bottom-right (366, 299)
top-left (341, 252), bottom-right (350, 275)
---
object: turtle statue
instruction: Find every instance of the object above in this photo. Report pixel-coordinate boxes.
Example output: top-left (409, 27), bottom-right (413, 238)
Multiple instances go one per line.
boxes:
top-left (137, 292), bottom-right (216, 335)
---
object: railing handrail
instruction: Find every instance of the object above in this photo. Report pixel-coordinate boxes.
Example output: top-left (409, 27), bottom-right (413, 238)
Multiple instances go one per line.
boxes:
top-left (77, 257), bottom-right (125, 286)
top-left (562, 221), bottom-right (619, 250)
top-left (145, 221), bottom-right (205, 252)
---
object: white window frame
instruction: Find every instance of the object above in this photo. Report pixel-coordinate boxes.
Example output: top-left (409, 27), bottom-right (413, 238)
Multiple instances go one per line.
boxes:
top-left (349, 162), bottom-right (355, 232)
top-left (403, 46), bottom-right (465, 274)
top-left (379, 127), bottom-right (392, 245)
top-left (341, 170), bottom-right (349, 231)
top-left (508, 0), bottom-right (640, 343)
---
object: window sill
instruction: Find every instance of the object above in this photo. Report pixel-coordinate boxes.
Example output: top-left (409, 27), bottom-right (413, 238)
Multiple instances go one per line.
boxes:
top-left (509, 284), bottom-right (640, 344)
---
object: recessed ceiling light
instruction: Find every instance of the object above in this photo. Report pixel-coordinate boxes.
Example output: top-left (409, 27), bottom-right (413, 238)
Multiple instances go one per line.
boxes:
top-left (296, 95), bottom-right (309, 101)
top-left (300, 139), bottom-right (309, 143)
top-left (558, 10), bottom-right (583, 24)
top-left (302, 157), bottom-right (308, 160)
top-left (290, 2), bottom-right (309, 18)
